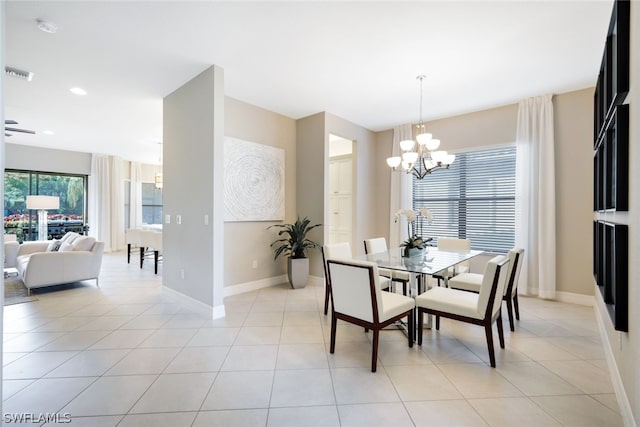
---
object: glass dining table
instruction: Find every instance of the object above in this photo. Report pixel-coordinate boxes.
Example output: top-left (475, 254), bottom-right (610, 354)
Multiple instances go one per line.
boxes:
top-left (356, 246), bottom-right (484, 333)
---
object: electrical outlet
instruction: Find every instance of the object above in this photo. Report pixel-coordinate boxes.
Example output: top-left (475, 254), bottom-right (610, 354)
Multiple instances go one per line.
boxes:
top-left (180, 269), bottom-right (185, 279)
top-left (252, 260), bottom-right (258, 269)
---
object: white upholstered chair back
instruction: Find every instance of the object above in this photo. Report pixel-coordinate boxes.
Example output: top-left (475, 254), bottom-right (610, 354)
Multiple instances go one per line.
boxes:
top-left (477, 255), bottom-right (509, 318)
top-left (364, 237), bottom-right (387, 255)
top-left (506, 248), bottom-right (525, 298)
top-left (327, 259), bottom-right (382, 323)
top-left (324, 242), bottom-right (352, 260)
top-left (437, 237), bottom-right (471, 268)
top-left (126, 228), bottom-right (142, 245)
top-left (139, 230), bottom-right (162, 250)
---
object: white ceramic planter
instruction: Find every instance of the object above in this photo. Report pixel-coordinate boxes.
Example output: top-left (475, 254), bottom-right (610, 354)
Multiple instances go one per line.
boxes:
top-left (288, 257), bottom-right (309, 289)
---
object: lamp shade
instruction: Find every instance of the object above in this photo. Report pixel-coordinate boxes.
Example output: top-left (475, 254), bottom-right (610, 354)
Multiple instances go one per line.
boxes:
top-left (26, 195), bottom-right (60, 210)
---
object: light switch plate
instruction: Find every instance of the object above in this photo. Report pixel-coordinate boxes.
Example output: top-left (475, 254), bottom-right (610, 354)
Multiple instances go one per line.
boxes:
top-left (164, 214), bottom-right (171, 224)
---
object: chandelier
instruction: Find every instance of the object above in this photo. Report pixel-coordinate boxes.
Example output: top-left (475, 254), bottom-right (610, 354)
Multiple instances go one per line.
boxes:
top-left (387, 75), bottom-right (455, 179)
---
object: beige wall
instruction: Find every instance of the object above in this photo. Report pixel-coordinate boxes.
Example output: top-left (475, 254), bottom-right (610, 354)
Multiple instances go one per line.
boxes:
top-left (373, 89), bottom-right (594, 296)
top-left (162, 65), bottom-right (224, 310)
top-left (594, 2), bottom-right (639, 424)
top-left (224, 97), bottom-right (297, 287)
top-left (5, 143), bottom-right (92, 175)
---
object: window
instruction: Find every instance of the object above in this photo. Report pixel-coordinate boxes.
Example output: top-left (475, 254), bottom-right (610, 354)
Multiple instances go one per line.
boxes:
top-left (413, 145), bottom-right (516, 253)
top-left (4, 170), bottom-right (87, 241)
top-left (141, 183), bottom-right (163, 224)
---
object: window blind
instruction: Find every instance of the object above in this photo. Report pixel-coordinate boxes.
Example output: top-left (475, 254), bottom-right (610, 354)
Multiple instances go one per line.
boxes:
top-left (413, 145), bottom-right (516, 253)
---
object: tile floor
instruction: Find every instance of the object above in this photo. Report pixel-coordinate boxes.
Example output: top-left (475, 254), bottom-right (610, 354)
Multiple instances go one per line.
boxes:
top-left (2, 253), bottom-right (623, 426)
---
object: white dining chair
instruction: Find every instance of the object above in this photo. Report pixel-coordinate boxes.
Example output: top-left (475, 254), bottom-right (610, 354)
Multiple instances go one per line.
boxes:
top-left (322, 242), bottom-right (391, 315)
top-left (433, 237), bottom-right (471, 285)
top-left (449, 248), bottom-right (524, 331)
top-left (416, 255), bottom-right (510, 367)
top-left (327, 258), bottom-right (415, 372)
top-left (363, 237), bottom-right (411, 295)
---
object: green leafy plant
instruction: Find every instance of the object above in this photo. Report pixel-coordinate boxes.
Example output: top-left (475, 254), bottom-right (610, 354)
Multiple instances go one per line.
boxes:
top-left (268, 216), bottom-right (321, 260)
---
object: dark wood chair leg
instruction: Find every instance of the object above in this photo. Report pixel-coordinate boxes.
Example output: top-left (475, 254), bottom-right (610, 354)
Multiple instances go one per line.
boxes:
top-left (154, 250), bottom-right (159, 274)
top-left (513, 294), bottom-right (520, 320)
top-left (497, 314), bottom-right (505, 349)
top-left (408, 310), bottom-right (414, 348)
top-left (435, 315), bottom-right (440, 330)
top-left (139, 247), bottom-right (145, 268)
top-left (485, 322), bottom-right (496, 368)
top-left (330, 312), bottom-right (337, 353)
top-left (402, 281), bottom-right (407, 296)
top-left (506, 298), bottom-right (515, 332)
top-left (324, 285), bottom-right (331, 315)
top-left (417, 310), bottom-right (424, 345)
top-left (371, 329), bottom-right (379, 372)
top-left (127, 243), bottom-right (132, 263)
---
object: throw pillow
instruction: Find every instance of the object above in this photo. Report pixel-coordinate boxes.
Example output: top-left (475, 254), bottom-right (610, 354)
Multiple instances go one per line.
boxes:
top-left (71, 236), bottom-right (96, 251)
top-left (61, 232), bottom-right (80, 244)
top-left (47, 239), bottom-right (62, 252)
top-left (58, 242), bottom-right (74, 252)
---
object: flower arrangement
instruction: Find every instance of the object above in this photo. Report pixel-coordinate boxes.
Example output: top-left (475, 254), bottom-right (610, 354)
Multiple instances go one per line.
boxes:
top-left (395, 208), bottom-right (434, 255)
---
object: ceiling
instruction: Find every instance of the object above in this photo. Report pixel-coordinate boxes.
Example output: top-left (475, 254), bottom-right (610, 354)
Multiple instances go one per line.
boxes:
top-left (4, 1), bottom-right (613, 164)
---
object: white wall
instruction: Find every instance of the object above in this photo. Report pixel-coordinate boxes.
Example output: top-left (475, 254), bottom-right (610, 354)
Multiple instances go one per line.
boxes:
top-left (162, 65), bottom-right (224, 312)
top-left (5, 143), bottom-right (91, 175)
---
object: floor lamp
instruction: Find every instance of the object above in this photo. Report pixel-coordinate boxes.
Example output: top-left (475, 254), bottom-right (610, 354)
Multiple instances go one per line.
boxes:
top-left (26, 195), bottom-right (60, 241)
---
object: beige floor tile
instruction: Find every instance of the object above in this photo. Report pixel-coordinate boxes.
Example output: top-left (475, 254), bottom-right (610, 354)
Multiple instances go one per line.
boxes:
top-left (3, 377), bottom-right (96, 415)
top-left (2, 352), bottom-right (27, 366)
top-left (88, 329), bottom-right (154, 350)
top-left (271, 369), bottom-right (336, 407)
top-left (43, 415), bottom-right (122, 426)
top-left (439, 363), bottom-right (523, 398)
top-left (250, 299), bottom-right (287, 312)
top-left (138, 328), bottom-right (198, 348)
top-left (3, 351), bottom-right (78, 379)
top-left (385, 365), bottom-right (462, 401)
top-left (117, 412), bottom-right (196, 427)
top-left (276, 343), bottom-right (329, 369)
top-left (119, 315), bottom-right (170, 330)
top-left (162, 313), bottom-right (208, 329)
top-left (326, 341), bottom-right (376, 369)
top-left (267, 405), bottom-right (340, 427)
top-left (495, 362), bottom-right (582, 396)
top-left (2, 379), bottom-right (35, 401)
top-left (419, 338), bottom-right (484, 364)
top-left (377, 340), bottom-right (433, 366)
top-left (105, 347), bottom-right (180, 375)
top-left (405, 400), bottom-right (489, 426)
top-left (338, 402), bottom-right (414, 427)
top-left (468, 397), bottom-right (561, 427)
top-left (164, 346), bottom-right (230, 373)
top-left (538, 359), bottom-right (614, 394)
top-left (545, 336), bottom-right (606, 359)
top-left (235, 326), bottom-right (282, 345)
top-left (3, 332), bottom-right (65, 352)
top-left (507, 337), bottom-right (578, 361)
top-left (280, 325), bottom-right (324, 344)
top-left (220, 345), bottom-right (278, 371)
top-left (283, 310), bottom-right (322, 326)
top-left (187, 327), bottom-right (239, 346)
top-left (243, 311), bottom-right (284, 327)
top-left (193, 409), bottom-right (268, 426)
top-left (532, 395), bottom-right (623, 426)
top-left (591, 393), bottom-right (622, 414)
top-left (130, 372), bottom-right (215, 413)
top-left (46, 349), bottom-right (130, 377)
top-left (37, 330), bottom-right (111, 351)
top-left (62, 375), bottom-right (157, 416)
top-left (332, 367), bottom-right (400, 404)
top-left (75, 316), bottom-right (135, 331)
top-left (201, 370), bottom-right (274, 410)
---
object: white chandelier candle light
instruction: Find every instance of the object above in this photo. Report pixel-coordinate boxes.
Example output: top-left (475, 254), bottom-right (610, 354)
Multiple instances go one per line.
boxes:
top-left (387, 75), bottom-right (455, 179)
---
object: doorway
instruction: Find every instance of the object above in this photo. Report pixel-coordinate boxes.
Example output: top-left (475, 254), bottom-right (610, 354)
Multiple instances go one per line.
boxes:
top-left (328, 134), bottom-right (353, 245)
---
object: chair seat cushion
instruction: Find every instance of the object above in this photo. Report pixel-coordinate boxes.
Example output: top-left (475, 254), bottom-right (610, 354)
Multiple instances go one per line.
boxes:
top-left (448, 273), bottom-right (483, 292)
top-left (380, 291), bottom-right (415, 322)
top-left (379, 268), bottom-right (411, 282)
top-left (435, 264), bottom-right (469, 279)
top-left (379, 276), bottom-right (391, 290)
top-left (415, 287), bottom-right (482, 319)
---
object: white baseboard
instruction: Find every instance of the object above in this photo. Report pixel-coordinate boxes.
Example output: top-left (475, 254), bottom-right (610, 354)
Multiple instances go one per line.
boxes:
top-left (223, 275), bottom-right (288, 297)
top-left (162, 285), bottom-right (225, 319)
top-left (594, 299), bottom-right (636, 427)
top-left (554, 291), bottom-right (594, 306)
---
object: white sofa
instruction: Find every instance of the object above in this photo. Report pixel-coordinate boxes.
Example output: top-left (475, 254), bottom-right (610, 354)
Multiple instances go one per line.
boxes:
top-left (4, 234), bottom-right (20, 268)
top-left (15, 232), bottom-right (104, 293)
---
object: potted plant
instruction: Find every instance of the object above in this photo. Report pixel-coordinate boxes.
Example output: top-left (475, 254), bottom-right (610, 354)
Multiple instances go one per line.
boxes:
top-left (395, 208), bottom-right (434, 257)
top-left (268, 216), bottom-right (322, 288)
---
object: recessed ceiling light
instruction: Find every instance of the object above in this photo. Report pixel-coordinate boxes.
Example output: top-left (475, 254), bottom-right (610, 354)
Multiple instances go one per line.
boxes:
top-left (70, 87), bottom-right (87, 96)
top-left (36, 19), bottom-right (58, 34)
top-left (42, 130), bottom-right (55, 135)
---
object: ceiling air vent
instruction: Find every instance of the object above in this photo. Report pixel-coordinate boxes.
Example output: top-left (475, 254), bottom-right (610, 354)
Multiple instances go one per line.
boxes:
top-left (5, 66), bottom-right (34, 82)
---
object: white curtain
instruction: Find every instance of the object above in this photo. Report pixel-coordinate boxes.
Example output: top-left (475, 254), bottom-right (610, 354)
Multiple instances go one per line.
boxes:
top-left (89, 154), bottom-right (125, 252)
top-left (515, 94), bottom-right (556, 299)
top-left (129, 162), bottom-right (143, 229)
top-left (389, 124), bottom-right (413, 248)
